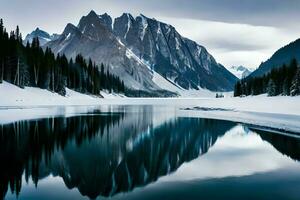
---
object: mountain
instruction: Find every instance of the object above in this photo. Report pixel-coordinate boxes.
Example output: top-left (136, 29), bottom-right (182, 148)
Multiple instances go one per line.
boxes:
top-left (46, 11), bottom-right (238, 95)
top-left (112, 13), bottom-right (237, 91)
top-left (46, 13), bottom-right (165, 96)
top-left (228, 66), bottom-right (253, 79)
top-left (24, 28), bottom-right (59, 46)
top-left (249, 38), bottom-right (300, 78)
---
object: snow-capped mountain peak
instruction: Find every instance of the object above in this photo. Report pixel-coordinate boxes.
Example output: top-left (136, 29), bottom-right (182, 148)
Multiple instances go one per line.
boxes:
top-left (24, 27), bottom-right (60, 46)
top-left (228, 66), bottom-right (253, 79)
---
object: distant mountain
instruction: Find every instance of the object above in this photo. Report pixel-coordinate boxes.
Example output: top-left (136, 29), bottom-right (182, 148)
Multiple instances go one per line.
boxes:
top-left (228, 66), bottom-right (253, 79)
top-left (249, 38), bottom-right (300, 78)
top-left (45, 10), bottom-right (238, 95)
top-left (24, 28), bottom-right (59, 46)
top-left (51, 33), bottom-right (61, 41)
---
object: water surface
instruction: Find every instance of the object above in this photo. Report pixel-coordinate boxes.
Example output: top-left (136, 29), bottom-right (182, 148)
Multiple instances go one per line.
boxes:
top-left (1, 105), bottom-right (300, 200)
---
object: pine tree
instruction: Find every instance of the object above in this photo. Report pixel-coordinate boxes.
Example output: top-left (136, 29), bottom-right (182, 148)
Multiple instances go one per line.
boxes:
top-left (290, 69), bottom-right (300, 96)
top-left (15, 26), bottom-right (20, 42)
top-left (234, 81), bottom-right (241, 97)
top-left (267, 79), bottom-right (276, 96)
top-left (0, 19), bottom-right (3, 83)
top-left (0, 19), bottom-right (3, 38)
top-left (235, 59), bottom-right (298, 97)
top-left (282, 78), bottom-right (290, 95)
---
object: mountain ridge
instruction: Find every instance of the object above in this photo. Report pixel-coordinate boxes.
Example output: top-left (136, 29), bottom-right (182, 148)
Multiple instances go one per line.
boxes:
top-left (249, 38), bottom-right (300, 78)
top-left (228, 66), bottom-right (253, 79)
top-left (24, 27), bottom-right (59, 46)
top-left (45, 11), bottom-right (238, 96)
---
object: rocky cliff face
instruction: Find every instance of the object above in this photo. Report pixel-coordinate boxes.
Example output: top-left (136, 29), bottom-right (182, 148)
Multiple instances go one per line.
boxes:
top-left (113, 13), bottom-right (237, 91)
top-left (46, 10), bottom-right (238, 95)
top-left (47, 11), bottom-right (164, 94)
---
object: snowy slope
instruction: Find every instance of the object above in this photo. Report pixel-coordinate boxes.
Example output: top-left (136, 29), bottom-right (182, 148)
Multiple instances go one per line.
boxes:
top-left (0, 81), bottom-right (102, 106)
top-left (0, 82), bottom-right (126, 107)
top-left (151, 71), bottom-right (222, 97)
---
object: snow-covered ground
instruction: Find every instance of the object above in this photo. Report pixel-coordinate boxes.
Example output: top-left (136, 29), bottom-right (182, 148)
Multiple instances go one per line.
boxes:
top-left (0, 81), bottom-right (124, 107)
top-left (1, 81), bottom-right (300, 133)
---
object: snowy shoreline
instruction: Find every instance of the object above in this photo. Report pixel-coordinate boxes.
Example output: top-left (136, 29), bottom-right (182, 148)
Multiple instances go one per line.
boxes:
top-left (0, 81), bottom-right (124, 107)
top-left (1, 81), bottom-right (300, 134)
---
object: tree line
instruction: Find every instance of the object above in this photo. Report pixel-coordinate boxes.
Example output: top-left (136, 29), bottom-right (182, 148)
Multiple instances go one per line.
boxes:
top-left (234, 58), bottom-right (300, 97)
top-left (0, 19), bottom-right (125, 96)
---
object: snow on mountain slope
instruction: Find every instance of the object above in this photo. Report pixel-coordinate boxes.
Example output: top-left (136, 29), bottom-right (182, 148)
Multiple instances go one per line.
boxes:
top-left (113, 13), bottom-right (238, 91)
top-left (46, 11), bottom-right (171, 96)
top-left (228, 66), bottom-right (253, 79)
top-left (151, 71), bottom-right (220, 97)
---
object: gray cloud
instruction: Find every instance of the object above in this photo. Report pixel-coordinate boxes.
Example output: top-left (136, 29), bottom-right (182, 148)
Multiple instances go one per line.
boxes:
top-left (112, 0), bottom-right (300, 28)
top-left (200, 38), bottom-right (269, 51)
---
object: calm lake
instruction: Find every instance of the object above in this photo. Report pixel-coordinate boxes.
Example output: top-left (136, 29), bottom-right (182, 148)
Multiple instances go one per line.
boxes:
top-left (2, 105), bottom-right (300, 200)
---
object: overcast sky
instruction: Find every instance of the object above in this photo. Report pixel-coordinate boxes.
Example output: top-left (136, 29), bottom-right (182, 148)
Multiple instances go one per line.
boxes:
top-left (1, 0), bottom-right (300, 69)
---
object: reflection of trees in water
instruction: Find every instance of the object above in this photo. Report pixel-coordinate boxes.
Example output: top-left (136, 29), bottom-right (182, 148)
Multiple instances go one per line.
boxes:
top-left (0, 112), bottom-right (124, 199)
top-left (0, 112), bottom-right (236, 199)
top-left (256, 130), bottom-right (300, 161)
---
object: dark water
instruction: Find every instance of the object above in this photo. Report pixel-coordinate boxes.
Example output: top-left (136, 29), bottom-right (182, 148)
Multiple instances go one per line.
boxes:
top-left (1, 106), bottom-right (300, 200)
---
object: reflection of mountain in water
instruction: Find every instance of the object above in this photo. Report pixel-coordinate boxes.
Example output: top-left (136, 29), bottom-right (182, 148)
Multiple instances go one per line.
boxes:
top-left (52, 118), bottom-right (235, 198)
top-left (256, 130), bottom-right (300, 161)
top-left (0, 108), bottom-right (235, 199)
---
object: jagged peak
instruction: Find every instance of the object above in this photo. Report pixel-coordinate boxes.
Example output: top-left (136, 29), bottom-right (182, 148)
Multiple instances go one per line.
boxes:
top-left (139, 14), bottom-right (147, 18)
top-left (98, 13), bottom-right (113, 29)
top-left (135, 14), bottom-right (148, 21)
top-left (87, 10), bottom-right (98, 17)
top-left (26, 27), bottom-right (51, 39)
top-left (65, 23), bottom-right (77, 29)
top-left (99, 12), bottom-right (111, 18)
top-left (31, 27), bottom-right (48, 34)
top-left (63, 23), bottom-right (78, 35)
top-left (77, 11), bottom-right (114, 31)
top-left (118, 13), bottom-right (134, 21)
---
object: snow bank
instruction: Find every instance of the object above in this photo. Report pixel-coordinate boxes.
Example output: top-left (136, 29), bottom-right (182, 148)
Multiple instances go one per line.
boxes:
top-left (0, 81), bottom-right (101, 107)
